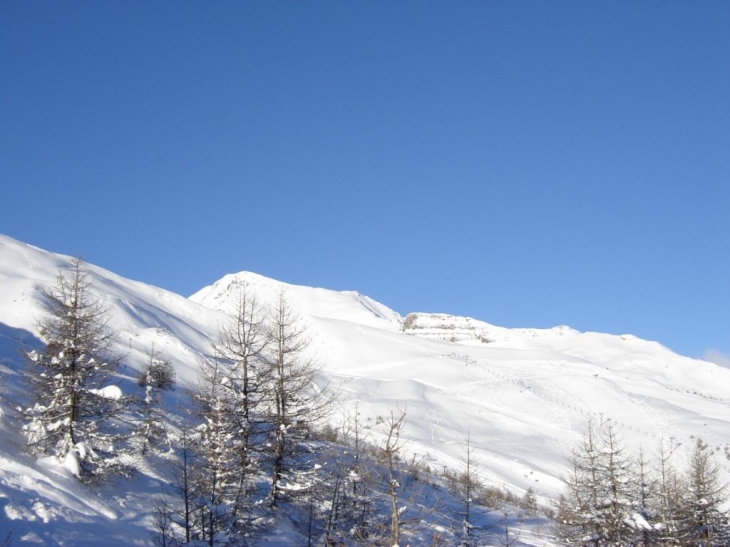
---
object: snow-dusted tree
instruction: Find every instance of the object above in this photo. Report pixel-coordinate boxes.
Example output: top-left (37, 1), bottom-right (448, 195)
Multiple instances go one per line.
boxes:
top-left (458, 428), bottom-right (482, 546)
top-left (142, 344), bottom-right (176, 391)
top-left (24, 258), bottom-right (127, 480)
top-left (162, 428), bottom-right (197, 546)
top-left (349, 408), bottom-right (437, 547)
top-left (212, 288), bottom-right (268, 509)
top-left (559, 422), bottom-right (603, 545)
top-left (190, 355), bottom-right (240, 546)
top-left (308, 445), bottom-right (347, 546)
top-left (497, 488), bottom-right (521, 547)
top-left (135, 343), bottom-right (173, 455)
top-left (520, 487), bottom-right (539, 518)
top-left (656, 437), bottom-right (685, 545)
top-left (375, 409), bottom-right (408, 547)
top-left (333, 402), bottom-right (376, 543)
top-left (599, 420), bottom-right (638, 545)
top-left (676, 439), bottom-right (729, 546)
top-left (287, 440), bottom-right (355, 547)
top-left (555, 492), bottom-right (576, 543)
top-left (151, 495), bottom-right (181, 547)
top-left (264, 290), bottom-right (334, 505)
top-left (632, 446), bottom-right (663, 547)
top-left (558, 420), bottom-right (638, 546)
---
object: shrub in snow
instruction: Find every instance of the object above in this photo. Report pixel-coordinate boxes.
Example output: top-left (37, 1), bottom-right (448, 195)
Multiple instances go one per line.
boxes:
top-left (140, 358), bottom-right (175, 390)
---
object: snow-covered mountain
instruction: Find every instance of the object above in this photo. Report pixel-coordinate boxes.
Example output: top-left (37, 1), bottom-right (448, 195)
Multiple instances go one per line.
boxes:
top-left (190, 270), bottom-right (402, 332)
top-left (1, 233), bottom-right (729, 545)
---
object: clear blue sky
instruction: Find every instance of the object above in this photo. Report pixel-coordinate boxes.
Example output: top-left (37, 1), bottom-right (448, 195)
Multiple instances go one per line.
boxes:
top-left (1, 2), bottom-right (728, 359)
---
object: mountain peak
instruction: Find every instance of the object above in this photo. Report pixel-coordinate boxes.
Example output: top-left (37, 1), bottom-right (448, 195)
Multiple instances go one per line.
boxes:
top-left (190, 270), bottom-right (403, 331)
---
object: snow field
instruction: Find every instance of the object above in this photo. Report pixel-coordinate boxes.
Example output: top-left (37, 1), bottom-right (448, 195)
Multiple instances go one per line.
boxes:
top-left (0, 233), bottom-right (729, 544)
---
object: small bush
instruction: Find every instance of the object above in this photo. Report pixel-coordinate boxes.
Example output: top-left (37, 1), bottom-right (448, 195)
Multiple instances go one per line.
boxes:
top-left (478, 484), bottom-right (507, 509)
top-left (144, 359), bottom-right (176, 390)
top-left (314, 423), bottom-right (339, 443)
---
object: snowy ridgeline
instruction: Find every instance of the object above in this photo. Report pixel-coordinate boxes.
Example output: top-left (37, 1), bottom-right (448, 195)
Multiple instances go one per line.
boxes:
top-left (0, 233), bottom-right (729, 545)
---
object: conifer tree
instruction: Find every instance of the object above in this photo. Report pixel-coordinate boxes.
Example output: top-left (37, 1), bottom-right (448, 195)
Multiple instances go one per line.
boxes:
top-left (24, 258), bottom-right (127, 480)
top-left (264, 290), bottom-right (334, 505)
top-left (170, 429), bottom-right (197, 546)
top-left (212, 288), bottom-right (268, 509)
top-left (136, 343), bottom-right (173, 455)
top-left (336, 402), bottom-right (375, 543)
top-left (635, 446), bottom-right (661, 546)
top-left (381, 409), bottom-right (407, 547)
top-left (559, 422), bottom-right (603, 545)
top-left (459, 428), bottom-right (482, 546)
top-left (521, 487), bottom-right (538, 518)
top-left (677, 439), bottom-right (729, 546)
top-left (190, 355), bottom-right (239, 546)
top-left (656, 437), bottom-right (685, 545)
top-left (599, 420), bottom-right (637, 545)
top-left (559, 420), bottom-right (639, 546)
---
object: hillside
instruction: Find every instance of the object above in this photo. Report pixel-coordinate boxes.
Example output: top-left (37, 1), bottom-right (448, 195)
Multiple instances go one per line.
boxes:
top-left (0, 233), bottom-right (729, 545)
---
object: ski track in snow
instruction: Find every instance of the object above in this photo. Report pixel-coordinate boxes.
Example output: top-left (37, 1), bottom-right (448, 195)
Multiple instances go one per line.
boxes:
top-left (8, 240), bottom-right (40, 270)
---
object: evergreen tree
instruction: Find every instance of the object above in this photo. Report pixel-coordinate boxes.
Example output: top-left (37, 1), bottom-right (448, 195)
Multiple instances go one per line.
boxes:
top-left (458, 428), bottom-right (483, 546)
top-left (190, 355), bottom-right (240, 546)
top-left (559, 420), bottom-right (639, 546)
top-left (24, 258), bottom-right (127, 480)
top-left (676, 439), bottom-right (729, 546)
top-left (336, 402), bottom-right (376, 544)
top-left (158, 428), bottom-right (197, 547)
top-left (212, 288), bottom-right (269, 511)
top-left (559, 422), bottom-right (603, 545)
top-left (599, 420), bottom-right (638, 545)
top-left (656, 437), bottom-right (685, 545)
top-left (521, 487), bottom-right (539, 518)
top-left (135, 343), bottom-right (173, 456)
top-left (264, 290), bottom-right (334, 505)
top-left (635, 446), bottom-right (661, 546)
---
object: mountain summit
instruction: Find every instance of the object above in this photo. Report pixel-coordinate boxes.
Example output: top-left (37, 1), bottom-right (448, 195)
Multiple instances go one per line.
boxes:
top-left (190, 270), bottom-right (403, 331)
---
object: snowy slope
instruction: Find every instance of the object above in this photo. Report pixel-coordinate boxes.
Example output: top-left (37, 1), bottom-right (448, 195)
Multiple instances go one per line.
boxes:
top-left (289, 317), bottom-right (730, 500)
top-left (190, 271), bottom-right (403, 332)
top-left (0, 234), bottom-right (226, 386)
top-left (0, 233), bottom-right (729, 544)
top-left (0, 235), bottom-right (232, 545)
top-left (191, 274), bottom-right (730, 500)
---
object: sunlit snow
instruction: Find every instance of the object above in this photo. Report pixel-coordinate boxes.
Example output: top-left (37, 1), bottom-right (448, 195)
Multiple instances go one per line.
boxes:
top-left (0, 233), bottom-right (729, 545)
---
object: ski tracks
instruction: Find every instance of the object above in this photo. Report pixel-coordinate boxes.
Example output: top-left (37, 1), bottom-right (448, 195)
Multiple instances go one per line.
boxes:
top-left (8, 241), bottom-right (40, 270)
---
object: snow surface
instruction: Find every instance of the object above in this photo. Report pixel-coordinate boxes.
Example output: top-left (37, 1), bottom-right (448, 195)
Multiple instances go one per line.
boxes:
top-left (1, 233), bottom-right (729, 545)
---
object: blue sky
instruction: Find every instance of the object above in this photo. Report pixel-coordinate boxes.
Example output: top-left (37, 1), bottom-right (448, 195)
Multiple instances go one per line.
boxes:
top-left (1, 2), bottom-right (728, 359)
